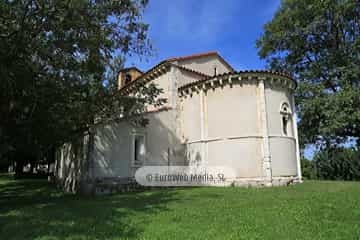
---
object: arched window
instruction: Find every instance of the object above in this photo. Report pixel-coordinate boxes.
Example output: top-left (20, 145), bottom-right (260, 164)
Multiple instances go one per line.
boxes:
top-left (282, 115), bottom-right (288, 135)
top-left (280, 102), bottom-right (292, 136)
top-left (132, 133), bottom-right (146, 166)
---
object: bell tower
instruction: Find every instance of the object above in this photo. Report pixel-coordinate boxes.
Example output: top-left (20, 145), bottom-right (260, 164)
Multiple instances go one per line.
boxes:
top-left (118, 67), bottom-right (143, 89)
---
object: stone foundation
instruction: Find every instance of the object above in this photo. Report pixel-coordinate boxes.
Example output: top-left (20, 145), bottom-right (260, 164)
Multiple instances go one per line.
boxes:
top-left (215, 176), bottom-right (301, 188)
top-left (94, 177), bottom-right (144, 195)
top-left (80, 176), bottom-right (302, 195)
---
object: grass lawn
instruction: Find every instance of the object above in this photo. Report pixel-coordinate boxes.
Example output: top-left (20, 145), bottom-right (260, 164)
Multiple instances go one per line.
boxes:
top-left (0, 174), bottom-right (360, 240)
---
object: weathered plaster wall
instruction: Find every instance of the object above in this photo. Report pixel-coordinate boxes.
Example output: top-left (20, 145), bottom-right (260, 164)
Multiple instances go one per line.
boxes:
top-left (207, 138), bottom-right (262, 177)
top-left (176, 68), bottom-right (204, 88)
top-left (144, 110), bottom-right (185, 166)
top-left (92, 66), bottom-right (184, 178)
top-left (269, 137), bottom-right (297, 176)
top-left (84, 109), bottom-right (184, 180)
top-left (206, 84), bottom-right (260, 137)
top-left (181, 93), bottom-right (201, 141)
top-left (180, 82), bottom-right (263, 178)
top-left (92, 121), bottom-right (132, 178)
top-left (264, 83), bottom-right (298, 177)
top-left (178, 55), bottom-right (232, 76)
top-left (146, 71), bottom-right (171, 112)
top-left (265, 85), bottom-right (294, 137)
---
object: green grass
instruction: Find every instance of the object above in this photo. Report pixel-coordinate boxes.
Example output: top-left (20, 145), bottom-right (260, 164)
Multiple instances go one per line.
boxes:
top-left (1, 174), bottom-right (360, 240)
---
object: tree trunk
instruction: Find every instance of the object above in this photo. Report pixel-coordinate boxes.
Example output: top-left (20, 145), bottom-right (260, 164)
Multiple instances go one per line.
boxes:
top-left (30, 162), bottom-right (34, 174)
top-left (47, 146), bottom-right (55, 174)
top-left (14, 152), bottom-right (24, 178)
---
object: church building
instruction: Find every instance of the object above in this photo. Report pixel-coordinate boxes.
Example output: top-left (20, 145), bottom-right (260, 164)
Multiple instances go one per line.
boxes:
top-left (55, 51), bottom-right (302, 193)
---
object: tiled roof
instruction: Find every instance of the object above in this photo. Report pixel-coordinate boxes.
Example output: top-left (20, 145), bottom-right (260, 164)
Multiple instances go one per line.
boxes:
top-left (175, 65), bottom-right (210, 78)
top-left (166, 51), bottom-right (234, 72)
top-left (119, 51), bottom-right (234, 92)
top-left (166, 51), bottom-right (216, 61)
top-left (178, 70), bottom-right (296, 90)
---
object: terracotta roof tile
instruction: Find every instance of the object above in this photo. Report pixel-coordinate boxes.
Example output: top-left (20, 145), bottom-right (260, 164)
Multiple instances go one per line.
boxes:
top-left (166, 51), bottom-right (218, 62)
top-left (119, 52), bottom-right (253, 91)
top-left (175, 65), bottom-right (211, 78)
top-left (166, 51), bottom-right (234, 72)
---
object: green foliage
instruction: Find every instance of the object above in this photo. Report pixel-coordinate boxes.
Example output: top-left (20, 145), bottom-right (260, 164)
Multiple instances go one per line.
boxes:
top-left (301, 158), bottom-right (316, 179)
top-left (257, 0), bottom-right (360, 148)
top-left (1, 175), bottom-right (360, 239)
top-left (0, 157), bottom-right (11, 172)
top-left (0, 0), bottom-right (161, 170)
top-left (313, 147), bottom-right (360, 180)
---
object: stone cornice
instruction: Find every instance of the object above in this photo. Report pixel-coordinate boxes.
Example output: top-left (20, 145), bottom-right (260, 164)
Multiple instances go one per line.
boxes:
top-left (178, 71), bottom-right (297, 97)
top-left (119, 63), bottom-right (211, 95)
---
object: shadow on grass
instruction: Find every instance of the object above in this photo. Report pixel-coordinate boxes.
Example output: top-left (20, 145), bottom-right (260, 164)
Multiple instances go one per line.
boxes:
top-left (0, 174), bottom-right (178, 239)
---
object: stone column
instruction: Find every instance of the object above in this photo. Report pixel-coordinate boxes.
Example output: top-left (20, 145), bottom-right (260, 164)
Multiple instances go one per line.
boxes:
top-left (291, 95), bottom-right (302, 182)
top-left (199, 89), bottom-right (207, 166)
top-left (258, 78), bottom-right (272, 185)
top-left (169, 65), bottom-right (177, 108)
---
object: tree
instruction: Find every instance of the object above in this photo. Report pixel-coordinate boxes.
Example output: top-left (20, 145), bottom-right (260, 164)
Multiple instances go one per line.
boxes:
top-left (301, 157), bottom-right (316, 180)
top-left (0, 0), bottom-right (163, 175)
top-left (313, 147), bottom-right (360, 180)
top-left (256, 0), bottom-right (360, 148)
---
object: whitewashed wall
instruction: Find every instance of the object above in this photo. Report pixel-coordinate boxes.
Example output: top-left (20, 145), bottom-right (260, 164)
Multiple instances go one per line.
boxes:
top-left (144, 110), bottom-right (185, 166)
top-left (181, 93), bottom-right (201, 141)
top-left (206, 84), bottom-right (260, 137)
top-left (176, 68), bottom-right (203, 88)
top-left (178, 55), bottom-right (232, 76)
top-left (265, 83), bottom-right (298, 177)
top-left (180, 82), bottom-right (263, 178)
top-left (91, 67), bottom-right (186, 178)
top-left (145, 71), bottom-right (171, 112)
top-left (92, 121), bottom-right (132, 178)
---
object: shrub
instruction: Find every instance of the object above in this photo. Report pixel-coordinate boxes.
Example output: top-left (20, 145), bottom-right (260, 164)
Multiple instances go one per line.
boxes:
top-left (301, 158), bottom-right (316, 180)
top-left (313, 147), bottom-right (360, 181)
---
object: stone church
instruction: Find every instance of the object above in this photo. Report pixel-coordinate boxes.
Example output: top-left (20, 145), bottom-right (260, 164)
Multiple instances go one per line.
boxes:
top-left (55, 51), bottom-right (302, 193)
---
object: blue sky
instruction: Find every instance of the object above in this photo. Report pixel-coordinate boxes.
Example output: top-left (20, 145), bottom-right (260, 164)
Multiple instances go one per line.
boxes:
top-left (126, 0), bottom-right (280, 71)
top-left (125, 0), bottom-right (316, 159)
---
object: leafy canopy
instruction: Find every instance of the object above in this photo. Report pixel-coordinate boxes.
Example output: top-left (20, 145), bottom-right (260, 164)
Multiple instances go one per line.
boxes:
top-left (0, 0), bottom-right (163, 161)
top-left (257, 0), bottom-right (360, 148)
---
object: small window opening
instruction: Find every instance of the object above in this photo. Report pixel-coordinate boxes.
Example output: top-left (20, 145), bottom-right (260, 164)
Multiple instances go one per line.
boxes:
top-left (280, 102), bottom-right (291, 136)
top-left (125, 74), bottom-right (132, 85)
top-left (134, 135), bottom-right (145, 165)
top-left (282, 116), bottom-right (288, 135)
top-left (214, 67), bottom-right (217, 76)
